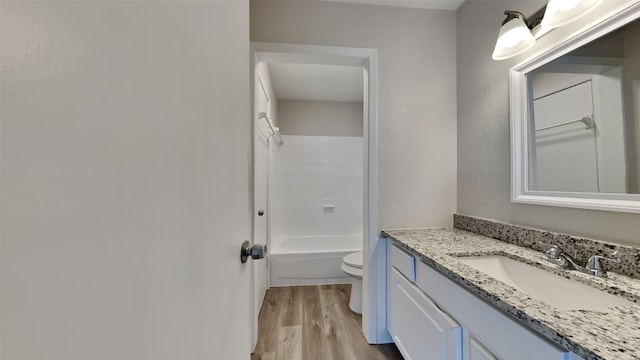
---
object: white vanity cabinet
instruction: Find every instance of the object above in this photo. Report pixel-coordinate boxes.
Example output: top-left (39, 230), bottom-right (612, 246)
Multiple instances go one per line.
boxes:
top-left (468, 338), bottom-right (496, 360)
top-left (387, 241), bottom-right (584, 360)
top-left (387, 245), bottom-right (461, 360)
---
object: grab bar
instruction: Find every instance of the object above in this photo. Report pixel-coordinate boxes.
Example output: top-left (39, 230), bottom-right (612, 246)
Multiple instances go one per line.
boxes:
top-left (535, 114), bottom-right (594, 132)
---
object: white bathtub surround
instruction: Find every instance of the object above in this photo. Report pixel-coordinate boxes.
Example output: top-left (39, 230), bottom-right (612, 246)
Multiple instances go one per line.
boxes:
top-left (270, 235), bottom-right (361, 287)
top-left (269, 135), bottom-right (363, 286)
top-left (270, 135), bottom-right (363, 238)
top-left (271, 234), bottom-right (361, 254)
top-left (341, 251), bottom-right (364, 314)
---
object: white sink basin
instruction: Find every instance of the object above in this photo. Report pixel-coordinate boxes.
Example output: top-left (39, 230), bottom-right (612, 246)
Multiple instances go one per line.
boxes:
top-left (457, 255), bottom-right (634, 311)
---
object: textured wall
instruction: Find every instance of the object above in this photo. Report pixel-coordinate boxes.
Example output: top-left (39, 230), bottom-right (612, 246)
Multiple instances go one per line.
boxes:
top-left (457, 0), bottom-right (640, 245)
top-left (252, 1), bottom-right (458, 230)
top-left (277, 100), bottom-right (363, 137)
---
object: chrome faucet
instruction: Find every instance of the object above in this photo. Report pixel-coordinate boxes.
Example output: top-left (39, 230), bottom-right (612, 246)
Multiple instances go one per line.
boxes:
top-left (585, 254), bottom-right (620, 278)
top-left (543, 244), bottom-right (619, 278)
top-left (544, 245), bottom-right (584, 271)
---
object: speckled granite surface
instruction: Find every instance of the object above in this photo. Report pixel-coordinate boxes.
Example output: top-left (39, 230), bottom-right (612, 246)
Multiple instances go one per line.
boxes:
top-left (454, 214), bottom-right (640, 279)
top-left (382, 228), bottom-right (640, 360)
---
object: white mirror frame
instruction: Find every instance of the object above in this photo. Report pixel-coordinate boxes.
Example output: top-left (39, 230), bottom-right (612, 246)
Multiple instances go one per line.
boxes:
top-left (510, 2), bottom-right (640, 213)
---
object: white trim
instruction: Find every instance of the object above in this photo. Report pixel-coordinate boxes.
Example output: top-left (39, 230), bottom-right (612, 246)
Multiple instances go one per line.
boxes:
top-left (249, 46), bottom-right (259, 352)
top-left (363, 53), bottom-right (388, 345)
top-left (252, 42), bottom-right (370, 67)
top-left (251, 43), bottom-right (386, 343)
top-left (510, 2), bottom-right (640, 214)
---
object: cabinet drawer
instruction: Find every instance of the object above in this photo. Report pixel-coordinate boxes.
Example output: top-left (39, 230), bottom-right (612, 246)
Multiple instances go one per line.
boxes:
top-left (390, 244), bottom-right (416, 282)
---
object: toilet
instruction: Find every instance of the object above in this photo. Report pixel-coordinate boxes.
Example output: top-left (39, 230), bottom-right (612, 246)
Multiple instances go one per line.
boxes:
top-left (341, 251), bottom-right (363, 314)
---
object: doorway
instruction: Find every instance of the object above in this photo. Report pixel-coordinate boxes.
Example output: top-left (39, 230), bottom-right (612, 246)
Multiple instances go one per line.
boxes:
top-left (250, 43), bottom-right (383, 348)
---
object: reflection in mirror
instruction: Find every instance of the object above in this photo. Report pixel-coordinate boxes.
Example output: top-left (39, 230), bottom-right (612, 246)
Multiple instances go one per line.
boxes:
top-left (526, 17), bottom-right (640, 194)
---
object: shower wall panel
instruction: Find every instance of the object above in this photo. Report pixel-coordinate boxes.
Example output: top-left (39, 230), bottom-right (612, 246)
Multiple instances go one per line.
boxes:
top-left (270, 135), bottom-right (363, 241)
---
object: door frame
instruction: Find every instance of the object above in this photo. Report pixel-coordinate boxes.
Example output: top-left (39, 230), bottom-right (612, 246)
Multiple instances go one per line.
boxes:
top-left (250, 56), bottom-right (274, 350)
top-left (250, 42), bottom-right (386, 343)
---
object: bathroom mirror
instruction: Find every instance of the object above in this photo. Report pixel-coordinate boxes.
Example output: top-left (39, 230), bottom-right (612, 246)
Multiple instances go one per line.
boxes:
top-left (511, 3), bottom-right (640, 213)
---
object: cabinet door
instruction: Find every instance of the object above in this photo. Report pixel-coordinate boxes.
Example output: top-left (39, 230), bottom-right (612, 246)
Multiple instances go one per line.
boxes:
top-left (416, 261), bottom-right (572, 360)
top-left (390, 268), bottom-right (461, 360)
top-left (468, 337), bottom-right (497, 360)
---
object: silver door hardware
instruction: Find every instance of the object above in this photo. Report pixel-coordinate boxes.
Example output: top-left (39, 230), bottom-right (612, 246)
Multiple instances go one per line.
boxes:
top-left (258, 209), bottom-right (264, 216)
top-left (240, 241), bottom-right (267, 263)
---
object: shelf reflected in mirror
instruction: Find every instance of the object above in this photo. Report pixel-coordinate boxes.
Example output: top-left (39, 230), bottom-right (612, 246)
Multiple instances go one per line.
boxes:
top-left (510, 3), bottom-right (640, 213)
top-left (526, 16), bottom-right (640, 194)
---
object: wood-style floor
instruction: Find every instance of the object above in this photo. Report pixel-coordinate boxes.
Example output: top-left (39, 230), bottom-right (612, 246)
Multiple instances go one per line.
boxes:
top-left (251, 284), bottom-right (404, 360)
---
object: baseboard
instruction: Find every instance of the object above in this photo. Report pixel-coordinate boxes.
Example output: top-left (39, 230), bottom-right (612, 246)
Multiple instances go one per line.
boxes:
top-left (269, 278), bottom-right (352, 287)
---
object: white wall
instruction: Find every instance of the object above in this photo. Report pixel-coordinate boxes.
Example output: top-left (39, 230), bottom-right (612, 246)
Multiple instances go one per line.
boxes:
top-left (251, 1), bottom-right (458, 230)
top-left (457, 0), bottom-right (640, 245)
top-left (278, 100), bottom-right (363, 137)
top-left (270, 136), bottom-right (363, 241)
top-left (1, 2), bottom-right (252, 359)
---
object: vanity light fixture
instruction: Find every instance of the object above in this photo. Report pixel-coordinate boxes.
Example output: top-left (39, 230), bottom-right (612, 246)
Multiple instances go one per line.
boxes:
top-left (541, 0), bottom-right (603, 29)
top-left (492, 11), bottom-right (537, 61)
top-left (492, 0), bottom-right (602, 61)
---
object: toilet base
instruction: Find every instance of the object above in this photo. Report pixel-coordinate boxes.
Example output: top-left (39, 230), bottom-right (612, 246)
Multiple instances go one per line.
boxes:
top-left (348, 277), bottom-right (362, 314)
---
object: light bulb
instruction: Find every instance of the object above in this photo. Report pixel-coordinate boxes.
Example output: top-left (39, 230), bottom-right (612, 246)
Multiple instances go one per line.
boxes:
top-left (541, 0), bottom-right (603, 29)
top-left (492, 14), bottom-right (536, 61)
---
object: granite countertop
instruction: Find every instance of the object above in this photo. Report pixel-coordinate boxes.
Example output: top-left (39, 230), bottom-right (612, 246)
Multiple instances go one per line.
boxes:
top-left (382, 228), bottom-right (640, 360)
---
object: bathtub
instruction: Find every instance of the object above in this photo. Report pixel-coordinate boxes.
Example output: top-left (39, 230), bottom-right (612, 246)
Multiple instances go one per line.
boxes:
top-left (270, 235), bottom-right (362, 287)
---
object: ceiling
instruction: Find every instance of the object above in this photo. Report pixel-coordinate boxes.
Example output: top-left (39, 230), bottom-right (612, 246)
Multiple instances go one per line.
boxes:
top-left (268, 63), bottom-right (364, 102)
top-left (321, 0), bottom-right (465, 10)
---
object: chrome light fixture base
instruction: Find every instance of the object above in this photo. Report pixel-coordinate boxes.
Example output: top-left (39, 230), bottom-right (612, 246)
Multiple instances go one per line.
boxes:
top-left (492, 0), bottom-right (603, 61)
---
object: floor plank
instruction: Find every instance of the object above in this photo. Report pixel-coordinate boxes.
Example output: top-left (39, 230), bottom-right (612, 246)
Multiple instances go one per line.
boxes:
top-left (259, 352), bottom-right (276, 360)
top-left (252, 285), bottom-right (403, 360)
top-left (281, 286), bottom-right (302, 327)
top-left (253, 287), bottom-right (287, 357)
top-left (276, 326), bottom-right (302, 360)
top-left (301, 286), bottom-right (329, 360)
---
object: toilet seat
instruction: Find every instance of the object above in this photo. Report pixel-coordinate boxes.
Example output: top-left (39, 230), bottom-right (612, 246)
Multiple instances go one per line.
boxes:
top-left (343, 251), bottom-right (363, 269)
top-left (341, 251), bottom-right (363, 278)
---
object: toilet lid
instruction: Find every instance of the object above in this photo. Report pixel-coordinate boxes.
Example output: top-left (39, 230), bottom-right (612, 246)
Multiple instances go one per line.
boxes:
top-left (343, 251), bottom-right (363, 269)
